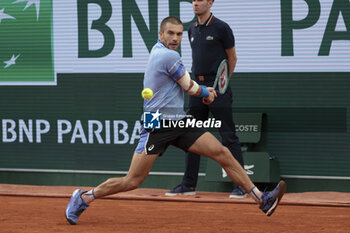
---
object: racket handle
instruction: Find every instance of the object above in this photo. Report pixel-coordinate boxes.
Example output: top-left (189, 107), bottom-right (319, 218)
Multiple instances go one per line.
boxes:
top-left (213, 78), bottom-right (218, 90)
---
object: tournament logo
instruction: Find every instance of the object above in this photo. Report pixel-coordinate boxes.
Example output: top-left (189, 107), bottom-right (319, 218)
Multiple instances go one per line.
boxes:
top-left (222, 165), bottom-right (255, 178)
top-left (143, 110), bottom-right (162, 129)
top-left (0, 0), bottom-right (55, 85)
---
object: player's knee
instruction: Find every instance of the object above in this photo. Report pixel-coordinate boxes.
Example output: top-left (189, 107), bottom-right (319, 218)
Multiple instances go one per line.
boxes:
top-left (128, 182), bottom-right (139, 190)
top-left (216, 146), bottom-right (232, 163)
top-left (210, 143), bottom-right (226, 155)
top-left (219, 145), bottom-right (230, 156)
top-left (125, 176), bottom-right (142, 190)
top-left (105, 178), bottom-right (117, 185)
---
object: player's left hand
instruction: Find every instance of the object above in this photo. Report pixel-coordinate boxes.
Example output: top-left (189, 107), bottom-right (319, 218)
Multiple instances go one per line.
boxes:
top-left (202, 87), bottom-right (217, 104)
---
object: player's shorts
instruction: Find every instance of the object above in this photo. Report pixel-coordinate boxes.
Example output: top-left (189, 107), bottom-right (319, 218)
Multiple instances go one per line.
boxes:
top-left (135, 118), bottom-right (207, 155)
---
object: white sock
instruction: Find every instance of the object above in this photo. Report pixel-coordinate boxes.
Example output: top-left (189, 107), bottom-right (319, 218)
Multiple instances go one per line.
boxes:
top-left (81, 189), bottom-right (96, 204)
top-left (249, 186), bottom-right (262, 204)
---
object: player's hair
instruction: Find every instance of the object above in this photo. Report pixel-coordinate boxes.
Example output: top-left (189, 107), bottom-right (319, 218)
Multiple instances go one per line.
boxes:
top-left (160, 16), bottom-right (183, 32)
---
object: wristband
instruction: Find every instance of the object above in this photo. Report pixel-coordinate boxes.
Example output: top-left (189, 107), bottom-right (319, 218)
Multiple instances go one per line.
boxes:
top-left (198, 85), bottom-right (210, 97)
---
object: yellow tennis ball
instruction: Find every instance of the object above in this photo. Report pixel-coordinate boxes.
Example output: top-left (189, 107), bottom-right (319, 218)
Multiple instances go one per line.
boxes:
top-left (142, 88), bottom-right (153, 100)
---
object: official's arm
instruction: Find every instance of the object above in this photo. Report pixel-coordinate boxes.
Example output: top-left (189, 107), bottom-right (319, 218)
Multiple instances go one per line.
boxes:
top-left (225, 47), bottom-right (237, 77)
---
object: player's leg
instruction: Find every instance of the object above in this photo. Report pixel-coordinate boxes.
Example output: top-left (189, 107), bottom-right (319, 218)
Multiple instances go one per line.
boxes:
top-left (92, 151), bottom-right (159, 198)
top-left (188, 131), bottom-right (286, 216)
top-left (188, 132), bottom-right (254, 192)
top-left (65, 150), bottom-right (159, 225)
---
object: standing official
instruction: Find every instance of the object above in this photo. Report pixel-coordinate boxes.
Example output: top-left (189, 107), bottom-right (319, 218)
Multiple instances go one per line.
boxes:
top-left (166, 0), bottom-right (246, 198)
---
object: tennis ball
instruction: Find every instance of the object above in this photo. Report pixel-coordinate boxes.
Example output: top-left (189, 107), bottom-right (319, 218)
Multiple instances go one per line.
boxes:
top-left (142, 88), bottom-right (153, 100)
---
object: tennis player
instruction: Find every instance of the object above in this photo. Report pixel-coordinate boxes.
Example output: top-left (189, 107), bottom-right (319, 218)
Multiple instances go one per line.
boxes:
top-left (65, 16), bottom-right (286, 225)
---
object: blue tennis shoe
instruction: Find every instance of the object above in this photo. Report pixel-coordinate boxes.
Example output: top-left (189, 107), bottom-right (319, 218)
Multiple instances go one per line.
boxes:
top-left (65, 189), bottom-right (89, 225)
top-left (260, 180), bottom-right (286, 216)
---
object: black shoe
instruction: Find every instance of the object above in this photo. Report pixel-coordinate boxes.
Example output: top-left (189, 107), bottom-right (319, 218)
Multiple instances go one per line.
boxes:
top-left (165, 184), bottom-right (196, 196)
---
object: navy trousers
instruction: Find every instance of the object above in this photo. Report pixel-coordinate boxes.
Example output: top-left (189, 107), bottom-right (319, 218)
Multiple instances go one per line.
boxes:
top-left (182, 85), bottom-right (244, 188)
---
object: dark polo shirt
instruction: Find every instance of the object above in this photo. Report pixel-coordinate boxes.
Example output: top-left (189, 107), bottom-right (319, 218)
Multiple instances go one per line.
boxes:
top-left (188, 13), bottom-right (235, 81)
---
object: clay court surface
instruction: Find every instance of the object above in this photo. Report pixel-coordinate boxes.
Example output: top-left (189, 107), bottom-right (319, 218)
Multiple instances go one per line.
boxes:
top-left (1, 184), bottom-right (349, 233)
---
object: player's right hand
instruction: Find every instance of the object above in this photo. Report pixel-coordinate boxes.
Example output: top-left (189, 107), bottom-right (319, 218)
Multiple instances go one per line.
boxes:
top-left (202, 87), bottom-right (217, 104)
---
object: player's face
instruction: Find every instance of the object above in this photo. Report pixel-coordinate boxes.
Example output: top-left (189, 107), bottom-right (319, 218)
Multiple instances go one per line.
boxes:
top-left (192, 0), bottom-right (213, 16)
top-left (159, 23), bottom-right (183, 51)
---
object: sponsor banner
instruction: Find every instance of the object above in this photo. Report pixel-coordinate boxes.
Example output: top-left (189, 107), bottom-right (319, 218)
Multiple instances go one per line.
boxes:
top-left (0, 0), bottom-right (55, 85)
top-left (0, 119), bottom-right (142, 144)
top-left (53, 0), bottom-right (350, 74)
top-left (1, 0), bottom-right (350, 85)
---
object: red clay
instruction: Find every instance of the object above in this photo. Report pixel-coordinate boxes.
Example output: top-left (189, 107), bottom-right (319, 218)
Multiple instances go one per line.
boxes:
top-left (1, 195), bottom-right (349, 233)
top-left (1, 184), bottom-right (350, 207)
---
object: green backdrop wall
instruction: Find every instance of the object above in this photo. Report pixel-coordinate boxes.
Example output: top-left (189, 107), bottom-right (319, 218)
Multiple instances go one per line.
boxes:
top-left (1, 72), bottom-right (349, 192)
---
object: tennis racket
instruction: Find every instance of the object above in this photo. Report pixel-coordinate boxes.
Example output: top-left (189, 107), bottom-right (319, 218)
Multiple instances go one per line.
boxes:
top-left (212, 59), bottom-right (229, 95)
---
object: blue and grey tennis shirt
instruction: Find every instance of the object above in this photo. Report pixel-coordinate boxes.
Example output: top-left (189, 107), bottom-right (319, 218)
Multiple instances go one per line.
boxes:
top-left (135, 40), bottom-right (188, 154)
top-left (143, 40), bottom-right (186, 120)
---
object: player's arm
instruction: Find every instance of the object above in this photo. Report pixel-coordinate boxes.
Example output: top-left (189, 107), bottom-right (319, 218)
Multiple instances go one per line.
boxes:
top-left (176, 70), bottom-right (207, 97)
top-left (166, 51), bottom-right (216, 101)
top-left (225, 47), bottom-right (237, 77)
top-left (176, 70), bottom-right (217, 104)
